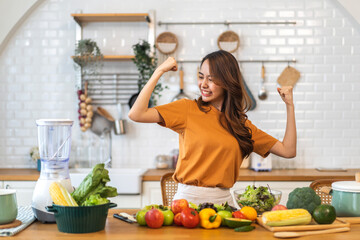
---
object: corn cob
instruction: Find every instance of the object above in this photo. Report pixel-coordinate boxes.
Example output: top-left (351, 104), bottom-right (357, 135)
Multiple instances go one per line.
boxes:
top-left (262, 209), bottom-right (311, 227)
top-left (49, 181), bottom-right (78, 206)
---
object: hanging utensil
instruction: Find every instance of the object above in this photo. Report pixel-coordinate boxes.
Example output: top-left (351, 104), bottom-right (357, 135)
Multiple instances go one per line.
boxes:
top-left (172, 65), bottom-right (190, 101)
top-left (258, 63), bottom-right (267, 100)
top-left (114, 102), bottom-right (125, 135)
top-left (217, 30), bottom-right (240, 53)
top-left (155, 32), bottom-right (178, 55)
top-left (238, 64), bottom-right (256, 111)
top-left (243, 74), bottom-right (257, 110)
top-left (277, 65), bottom-right (300, 87)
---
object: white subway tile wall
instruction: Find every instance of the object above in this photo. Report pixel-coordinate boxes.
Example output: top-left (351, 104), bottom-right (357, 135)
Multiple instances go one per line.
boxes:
top-left (0, 0), bottom-right (359, 169)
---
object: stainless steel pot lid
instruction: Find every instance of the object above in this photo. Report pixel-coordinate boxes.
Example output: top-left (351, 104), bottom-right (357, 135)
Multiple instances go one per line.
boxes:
top-left (332, 181), bottom-right (360, 193)
top-left (36, 119), bottom-right (73, 126)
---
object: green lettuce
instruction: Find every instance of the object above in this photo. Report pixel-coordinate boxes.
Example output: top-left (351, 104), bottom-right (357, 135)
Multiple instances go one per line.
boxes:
top-left (71, 163), bottom-right (117, 206)
top-left (237, 185), bottom-right (275, 212)
top-left (82, 194), bottom-right (110, 206)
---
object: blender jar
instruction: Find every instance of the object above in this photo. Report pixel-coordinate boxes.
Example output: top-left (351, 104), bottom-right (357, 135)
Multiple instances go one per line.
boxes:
top-left (32, 119), bottom-right (74, 223)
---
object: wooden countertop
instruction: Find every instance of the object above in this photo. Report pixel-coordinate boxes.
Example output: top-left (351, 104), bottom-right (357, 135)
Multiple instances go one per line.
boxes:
top-left (142, 168), bottom-right (358, 181)
top-left (0, 168), bottom-right (358, 182)
top-left (11, 209), bottom-right (360, 239)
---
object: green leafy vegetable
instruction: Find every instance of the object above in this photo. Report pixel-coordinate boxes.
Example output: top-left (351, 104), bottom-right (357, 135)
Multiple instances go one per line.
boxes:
top-left (82, 194), bottom-right (109, 206)
top-left (189, 202), bottom-right (198, 210)
top-left (237, 185), bottom-right (275, 212)
top-left (71, 163), bottom-right (117, 206)
top-left (286, 187), bottom-right (321, 214)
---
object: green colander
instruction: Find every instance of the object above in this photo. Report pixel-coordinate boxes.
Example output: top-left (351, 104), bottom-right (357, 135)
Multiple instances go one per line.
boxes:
top-left (46, 202), bottom-right (117, 233)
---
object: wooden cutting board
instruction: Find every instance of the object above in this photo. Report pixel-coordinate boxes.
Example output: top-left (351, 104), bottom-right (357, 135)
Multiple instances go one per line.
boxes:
top-left (277, 66), bottom-right (300, 87)
top-left (257, 217), bottom-right (350, 232)
top-left (338, 217), bottom-right (360, 224)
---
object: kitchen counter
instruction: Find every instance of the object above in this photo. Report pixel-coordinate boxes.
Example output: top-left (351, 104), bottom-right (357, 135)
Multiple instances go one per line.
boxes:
top-left (0, 168), bottom-right (358, 181)
top-left (142, 168), bottom-right (358, 181)
top-left (10, 209), bottom-right (360, 239)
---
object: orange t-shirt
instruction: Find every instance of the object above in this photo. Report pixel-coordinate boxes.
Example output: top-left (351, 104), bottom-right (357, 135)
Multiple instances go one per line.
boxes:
top-left (155, 99), bottom-right (278, 188)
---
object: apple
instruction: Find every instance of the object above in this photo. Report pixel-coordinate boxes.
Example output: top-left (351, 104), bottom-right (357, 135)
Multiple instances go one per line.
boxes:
top-left (232, 210), bottom-right (247, 219)
top-left (161, 209), bottom-right (174, 226)
top-left (271, 204), bottom-right (288, 211)
top-left (217, 210), bottom-right (233, 226)
top-left (174, 213), bottom-right (182, 226)
top-left (181, 208), bottom-right (200, 228)
top-left (171, 199), bottom-right (189, 215)
top-left (136, 210), bottom-right (147, 226)
top-left (145, 209), bottom-right (164, 228)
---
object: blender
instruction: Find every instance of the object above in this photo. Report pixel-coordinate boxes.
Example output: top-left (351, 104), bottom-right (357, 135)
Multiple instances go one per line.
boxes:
top-left (32, 119), bottom-right (74, 223)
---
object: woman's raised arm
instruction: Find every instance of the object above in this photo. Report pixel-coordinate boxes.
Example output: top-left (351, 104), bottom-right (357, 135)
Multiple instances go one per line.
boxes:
top-left (270, 86), bottom-right (297, 158)
top-left (128, 57), bottom-right (178, 123)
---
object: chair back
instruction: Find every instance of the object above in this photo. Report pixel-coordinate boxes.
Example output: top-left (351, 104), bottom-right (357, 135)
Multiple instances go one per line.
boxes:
top-left (309, 179), bottom-right (346, 204)
top-left (160, 172), bottom-right (177, 206)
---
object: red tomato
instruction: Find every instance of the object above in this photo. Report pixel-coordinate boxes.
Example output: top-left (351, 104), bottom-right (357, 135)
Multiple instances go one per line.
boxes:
top-left (174, 213), bottom-right (183, 226)
top-left (171, 199), bottom-right (189, 215)
top-left (232, 210), bottom-right (247, 219)
top-left (181, 207), bottom-right (200, 228)
top-left (145, 209), bottom-right (164, 228)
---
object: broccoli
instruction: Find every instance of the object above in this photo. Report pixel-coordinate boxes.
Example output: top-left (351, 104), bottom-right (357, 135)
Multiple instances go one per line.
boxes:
top-left (286, 187), bottom-right (321, 214)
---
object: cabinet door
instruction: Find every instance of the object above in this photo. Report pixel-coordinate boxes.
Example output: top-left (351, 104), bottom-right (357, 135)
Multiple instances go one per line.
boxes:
top-left (110, 195), bottom-right (142, 209)
top-left (141, 181), bottom-right (163, 207)
top-left (255, 181), bottom-right (312, 205)
top-left (4, 181), bottom-right (36, 207)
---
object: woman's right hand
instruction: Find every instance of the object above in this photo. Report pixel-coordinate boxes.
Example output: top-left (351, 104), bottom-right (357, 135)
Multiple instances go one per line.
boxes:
top-left (157, 57), bottom-right (178, 73)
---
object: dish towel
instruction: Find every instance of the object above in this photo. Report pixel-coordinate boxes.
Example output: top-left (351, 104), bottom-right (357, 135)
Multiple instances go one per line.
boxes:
top-left (0, 206), bottom-right (36, 237)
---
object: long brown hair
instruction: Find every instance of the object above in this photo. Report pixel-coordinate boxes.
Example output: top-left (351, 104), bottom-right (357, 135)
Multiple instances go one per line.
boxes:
top-left (196, 50), bottom-right (254, 158)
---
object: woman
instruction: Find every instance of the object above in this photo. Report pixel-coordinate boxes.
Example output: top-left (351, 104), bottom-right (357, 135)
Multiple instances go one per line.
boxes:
top-left (128, 50), bottom-right (296, 206)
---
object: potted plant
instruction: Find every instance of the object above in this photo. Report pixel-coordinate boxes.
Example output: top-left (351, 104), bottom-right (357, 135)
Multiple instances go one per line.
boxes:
top-left (30, 146), bottom-right (40, 171)
top-left (129, 40), bottom-right (165, 107)
top-left (73, 39), bottom-right (103, 75)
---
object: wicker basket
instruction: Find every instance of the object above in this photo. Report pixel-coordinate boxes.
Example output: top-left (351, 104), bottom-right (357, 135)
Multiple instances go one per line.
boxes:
top-left (156, 32), bottom-right (178, 54)
top-left (217, 30), bottom-right (240, 53)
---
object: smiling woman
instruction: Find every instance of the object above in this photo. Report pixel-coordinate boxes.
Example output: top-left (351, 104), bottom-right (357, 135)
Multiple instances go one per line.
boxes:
top-left (128, 49), bottom-right (297, 205)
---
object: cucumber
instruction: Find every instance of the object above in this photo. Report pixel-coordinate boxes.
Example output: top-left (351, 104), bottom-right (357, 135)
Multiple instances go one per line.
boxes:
top-left (234, 225), bottom-right (255, 232)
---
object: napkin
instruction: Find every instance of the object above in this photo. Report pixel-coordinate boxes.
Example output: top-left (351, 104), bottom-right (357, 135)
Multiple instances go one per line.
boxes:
top-left (0, 206), bottom-right (36, 237)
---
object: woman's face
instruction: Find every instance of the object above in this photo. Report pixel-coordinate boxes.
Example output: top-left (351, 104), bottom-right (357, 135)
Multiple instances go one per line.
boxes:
top-left (198, 60), bottom-right (225, 109)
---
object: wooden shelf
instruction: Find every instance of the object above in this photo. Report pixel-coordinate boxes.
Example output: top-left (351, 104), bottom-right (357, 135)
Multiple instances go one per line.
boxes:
top-left (71, 13), bottom-right (150, 25)
top-left (72, 55), bottom-right (135, 61)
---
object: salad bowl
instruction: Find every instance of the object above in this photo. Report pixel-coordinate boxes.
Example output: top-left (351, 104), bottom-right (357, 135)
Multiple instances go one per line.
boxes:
top-left (233, 186), bottom-right (282, 214)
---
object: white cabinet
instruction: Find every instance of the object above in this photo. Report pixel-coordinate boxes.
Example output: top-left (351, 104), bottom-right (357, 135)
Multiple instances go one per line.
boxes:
top-left (141, 181), bottom-right (163, 207)
top-left (110, 195), bottom-right (142, 209)
top-left (140, 180), bottom-right (312, 208)
top-left (3, 181), bottom-right (36, 207)
top-left (1, 179), bottom-right (312, 209)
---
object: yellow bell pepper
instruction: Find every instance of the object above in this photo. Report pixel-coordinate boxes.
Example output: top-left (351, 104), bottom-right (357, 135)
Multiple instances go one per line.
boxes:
top-left (199, 208), bottom-right (222, 229)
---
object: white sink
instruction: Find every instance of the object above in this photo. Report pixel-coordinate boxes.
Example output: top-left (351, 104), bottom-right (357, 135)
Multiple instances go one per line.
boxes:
top-left (69, 168), bottom-right (147, 195)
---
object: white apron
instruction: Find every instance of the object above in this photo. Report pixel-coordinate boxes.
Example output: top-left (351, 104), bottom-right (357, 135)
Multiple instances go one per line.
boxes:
top-left (173, 183), bottom-right (236, 207)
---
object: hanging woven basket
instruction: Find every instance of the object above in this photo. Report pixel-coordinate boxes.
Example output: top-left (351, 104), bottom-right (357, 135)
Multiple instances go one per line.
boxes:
top-left (217, 30), bottom-right (240, 53)
top-left (155, 32), bottom-right (178, 54)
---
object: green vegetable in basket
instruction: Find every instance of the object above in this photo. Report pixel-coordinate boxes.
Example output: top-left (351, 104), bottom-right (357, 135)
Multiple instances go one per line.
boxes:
top-left (82, 194), bottom-right (109, 206)
top-left (71, 163), bottom-right (117, 206)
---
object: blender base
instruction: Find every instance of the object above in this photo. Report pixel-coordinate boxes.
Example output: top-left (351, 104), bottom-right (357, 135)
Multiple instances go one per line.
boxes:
top-left (32, 207), bottom-right (56, 223)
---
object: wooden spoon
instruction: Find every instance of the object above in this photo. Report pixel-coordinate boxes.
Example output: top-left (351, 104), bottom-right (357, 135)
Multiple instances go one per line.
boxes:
top-left (97, 107), bottom-right (115, 122)
top-left (274, 227), bottom-right (350, 238)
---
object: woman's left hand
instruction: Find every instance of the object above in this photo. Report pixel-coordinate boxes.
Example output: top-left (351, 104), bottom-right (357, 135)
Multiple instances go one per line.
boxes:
top-left (277, 86), bottom-right (294, 106)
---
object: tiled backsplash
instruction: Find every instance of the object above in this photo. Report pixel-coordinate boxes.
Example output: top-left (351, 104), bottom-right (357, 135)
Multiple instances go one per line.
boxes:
top-left (0, 0), bottom-right (359, 169)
